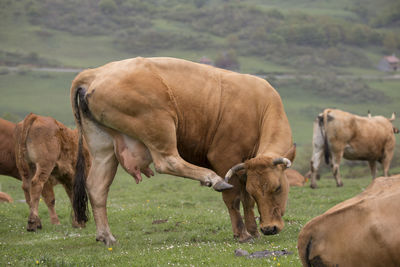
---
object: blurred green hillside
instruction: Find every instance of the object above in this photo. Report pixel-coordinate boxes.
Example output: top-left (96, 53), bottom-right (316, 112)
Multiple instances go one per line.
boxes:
top-left (1, 0), bottom-right (400, 176)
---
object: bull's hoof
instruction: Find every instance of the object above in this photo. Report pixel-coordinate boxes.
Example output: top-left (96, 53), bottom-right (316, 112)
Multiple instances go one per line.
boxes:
top-left (96, 234), bottom-right (117, 246)
top-left (213, 180), bottom-right (233, 192)
top-left (239, 234), bottom-right (254, 243)
top-left (27, 219), bottom-right (42, 232)
top-left (337, 182), bottom-right (344, 187)
top-left (310, 183), bottom-right (317, 189)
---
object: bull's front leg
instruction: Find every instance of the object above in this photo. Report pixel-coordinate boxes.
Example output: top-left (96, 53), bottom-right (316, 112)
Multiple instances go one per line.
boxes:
top-left (222, 187), bottom-right (252, 243)
top-left (86, 155), bottom-right (119, 246)
top-left (152, 154), bottom-right (233, 192)
top-left (242, 190), bottom-right (260, 239)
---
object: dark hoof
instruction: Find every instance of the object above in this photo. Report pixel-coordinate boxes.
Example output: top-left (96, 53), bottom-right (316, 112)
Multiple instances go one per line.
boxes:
top-left (310, 184), bottom-right (317, 189)
top-left (213, 180), bottom-right (233, 192)
top-left (337, 182), bottom-right (343, 187)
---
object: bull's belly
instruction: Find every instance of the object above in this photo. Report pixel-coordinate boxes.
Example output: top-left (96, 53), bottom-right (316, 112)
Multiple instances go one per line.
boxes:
top-left (343, 144), bottom-right (379, 161)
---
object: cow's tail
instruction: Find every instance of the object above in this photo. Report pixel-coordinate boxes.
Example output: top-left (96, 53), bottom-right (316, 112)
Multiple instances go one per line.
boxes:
top-left (322, 109), bottom-right (331, 165)
top-left (14, 113), bottom-right (37, 181)
top-left (71, 85), bottom-right (90, 224)
top-left (298, 232), bottom-right (313, 267)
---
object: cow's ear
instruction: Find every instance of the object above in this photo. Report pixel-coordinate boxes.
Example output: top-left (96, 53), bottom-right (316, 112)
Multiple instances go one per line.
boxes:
top-left (284, 144), bottom-right (296, 163)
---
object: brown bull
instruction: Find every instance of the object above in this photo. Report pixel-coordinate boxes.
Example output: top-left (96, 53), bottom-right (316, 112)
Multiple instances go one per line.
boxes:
top-left (1, 118), bottom-right (62, 212)
top-left (14, 113), bottom-right (91, 231)
top-left (298, 175), bottom-right (400, 267)
top-left (309, 109), bottom-right (396, 188)
top-left (70, 57), bottom-right (295, 245)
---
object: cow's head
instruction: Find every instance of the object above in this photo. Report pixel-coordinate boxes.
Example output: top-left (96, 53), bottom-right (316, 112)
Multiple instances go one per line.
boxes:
top-left (225, 145), bottom-right (296, 236)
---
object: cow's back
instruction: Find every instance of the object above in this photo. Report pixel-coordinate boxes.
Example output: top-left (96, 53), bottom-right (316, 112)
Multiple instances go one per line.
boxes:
top-left (0, 118), bottom-right (19, 179)
top-left (74, 57), bottom-right (284, 170)
top-left (298, 175), bottom-right (400, 267)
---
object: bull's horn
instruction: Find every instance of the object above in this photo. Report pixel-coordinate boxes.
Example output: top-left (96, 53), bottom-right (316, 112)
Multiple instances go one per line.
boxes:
top-left (390, 112), bottom-right (396, 122)
top-left (224, 163), bottom-right (246, 182)
top-left (273, 157), bottom-right (292, 168)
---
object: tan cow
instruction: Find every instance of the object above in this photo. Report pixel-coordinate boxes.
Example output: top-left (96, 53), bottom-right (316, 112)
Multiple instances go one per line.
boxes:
top-left (286, 169), bottom-right (307, 187)
top-left (14, 113), bottom-right (91, 231)
top-left (70, 57), bottom-right (295, 245)
top-left (298, 175), bottom-right (400, 267)
top-left (309, 109), bottom-right (396, 188)
top-left (1, 118), bottom-right (63, 211)
top-left (0, 192), bottom-right (13, 203)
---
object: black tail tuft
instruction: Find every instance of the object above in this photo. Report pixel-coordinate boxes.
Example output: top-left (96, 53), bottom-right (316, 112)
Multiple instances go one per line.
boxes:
top-left (324, 134), bottom-right (330, 165)
top-left (72, 87), bottom-right (89, 224)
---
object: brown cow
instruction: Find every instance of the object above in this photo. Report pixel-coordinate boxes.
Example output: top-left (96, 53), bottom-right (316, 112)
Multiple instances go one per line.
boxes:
top-left (1, 118), bottom-right (62, 212)
top-left (309, 109), bottom-right (396, 188)
top-left (0, 191), bottom-right (13, 203)
top-left (286, 169), bottom-right (306, 187)
top-left (70, 57), bottom-right (295, 245)
top-left (14, 113), bottom-right (91, 231)
top-left (298, 175), bottom-right (400, 267)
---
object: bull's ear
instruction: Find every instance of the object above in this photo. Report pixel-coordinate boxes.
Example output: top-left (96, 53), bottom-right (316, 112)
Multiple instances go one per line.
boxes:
top-left (284, 144), bottom-right (296, 163)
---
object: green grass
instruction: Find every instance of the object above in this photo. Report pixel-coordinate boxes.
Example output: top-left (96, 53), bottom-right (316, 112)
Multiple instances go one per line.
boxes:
top-left (0, 169), bottom-right (372, 266)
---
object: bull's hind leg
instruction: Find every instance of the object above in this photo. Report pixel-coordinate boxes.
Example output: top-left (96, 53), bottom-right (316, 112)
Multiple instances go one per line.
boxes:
top-left (331, 151), bottom-right (343, 187)
top-left (83, 120), bottom-right (119, 245)
top-left (28, 163), bottom-right (54, 231)
top-left (41, 181), bottom-right (60, 225)
top-left (368, 161), bottom-right (377, 179)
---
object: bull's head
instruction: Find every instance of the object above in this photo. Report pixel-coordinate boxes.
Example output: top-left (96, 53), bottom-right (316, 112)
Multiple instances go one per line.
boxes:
top-left (225, 145), bottom-right (296, 236)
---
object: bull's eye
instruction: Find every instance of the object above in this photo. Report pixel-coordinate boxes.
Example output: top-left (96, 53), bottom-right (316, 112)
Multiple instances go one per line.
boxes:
top-left (274, 185), bottom-right (282, 193)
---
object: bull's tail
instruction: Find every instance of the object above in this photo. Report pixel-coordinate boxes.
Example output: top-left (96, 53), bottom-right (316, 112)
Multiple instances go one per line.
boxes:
top-left (322, 109), bottom-right (331, 165)
top-left (71, 86), bottom-right (90, 224)
top-left (14, 113), bottom-right (37, 180)
top-left (298, 232), bottom-right (313, 267)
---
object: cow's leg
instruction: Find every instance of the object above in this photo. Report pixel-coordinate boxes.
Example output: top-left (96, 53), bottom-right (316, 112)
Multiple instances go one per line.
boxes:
top-left (331, 151), bottom-right (343, 187)
top-left (86, 155), bottom-right (118, 245)
top-left (242, 189), bottom-right (259, 239)
top-left (368, 161), bottom-right (377, 179)
top-left (27, 163), bottom-right (54, 231)
top-left (310, 149), bottom-right (324, 189)
top-left (41, 181), bottom-right (60, 225)
top-left (107, 114), bottom-right (232, 191)
top-left (382, 153), bottom-right (394, 177)
top-left (62, 182), bottom-right (85, 228)
top-left (222, 181), bottom-right (252, 243)
top-left (82, 120), bottom-right (119, 245)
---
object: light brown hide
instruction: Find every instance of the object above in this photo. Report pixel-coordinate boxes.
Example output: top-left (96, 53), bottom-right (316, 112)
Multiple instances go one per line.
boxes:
top-left (0, 118), bottom-right (64, 215)
top-left (0, 192), bottom-right (13, 203)
top-left (309, 109), bottom-right (396, 188)
top-left (285, 169), bottom-right (306, 187)
top-left (14, 113), bottom-right (90, 231)
top-left (298, 175), bottom-right (400, 267)
top-left (71, 57), bottom-right (293, 245)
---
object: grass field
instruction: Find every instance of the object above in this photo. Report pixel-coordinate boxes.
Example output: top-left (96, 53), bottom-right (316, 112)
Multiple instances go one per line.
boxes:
top-left (0, 169), bottom-right (373, 267)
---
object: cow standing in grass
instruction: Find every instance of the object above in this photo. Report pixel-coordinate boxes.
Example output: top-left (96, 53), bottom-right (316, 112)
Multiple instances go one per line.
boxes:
top-left (1, 118), bottom-right (62, 210)
top-left (71, 57), bottom-right (295, 245)
top-left (298, 175), bottom-right (400, 267)
top-left (309, 109), bottom-right (396, 188)
top-left (14, 113), bottom-right (91, 231)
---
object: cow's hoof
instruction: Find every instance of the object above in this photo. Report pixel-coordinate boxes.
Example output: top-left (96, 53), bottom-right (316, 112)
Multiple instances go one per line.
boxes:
top-left (96, 234), bottom-right (117, 246)
top-left (27, 219), bottom-right (42, 231)
top-left (239, 234), bottom-right (254, 243)
top-left (213, 180), bottom-right (233, 192)
top-left (337, 182), bottom-right (344, 187)
top-left (310, 184), bottom-right (317, 189)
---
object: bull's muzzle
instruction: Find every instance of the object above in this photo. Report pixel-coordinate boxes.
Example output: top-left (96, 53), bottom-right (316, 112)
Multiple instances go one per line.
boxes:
top-left (260, 225), bottom-right (279, 235)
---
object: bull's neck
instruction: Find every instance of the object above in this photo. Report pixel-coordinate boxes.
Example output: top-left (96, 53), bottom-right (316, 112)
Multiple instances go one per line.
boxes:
top-left (256, 103), bottom-right (292, 158)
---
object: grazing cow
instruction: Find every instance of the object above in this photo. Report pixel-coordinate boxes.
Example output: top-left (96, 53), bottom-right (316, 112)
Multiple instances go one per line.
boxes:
top-left (309, 109), bottom-right (396, 188)
top-left (286, 169), bottom-right (306, 187)
top-left (14, 113), bottom-right (91, 231)
top-left (298, 175), bottom-right (400, 267)
top-left (71, 57), bottom-right (295, 245)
